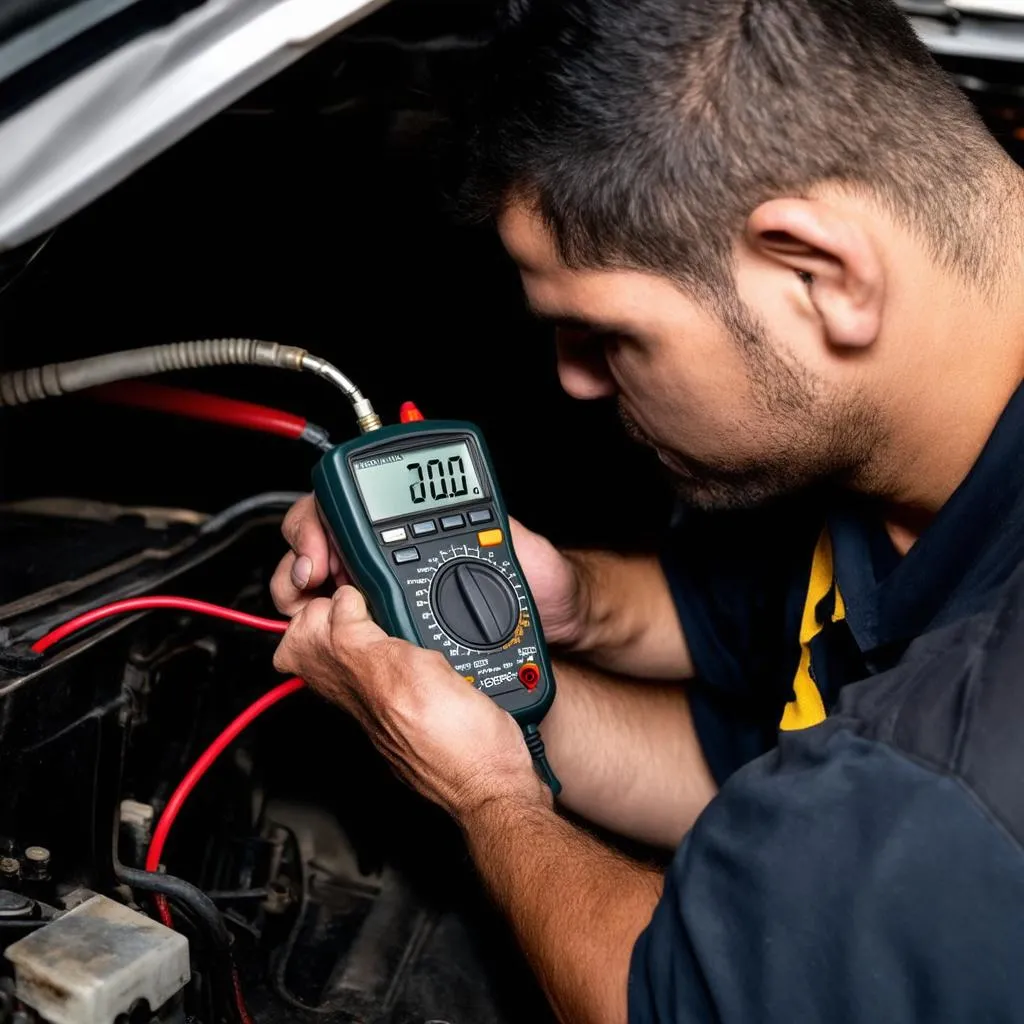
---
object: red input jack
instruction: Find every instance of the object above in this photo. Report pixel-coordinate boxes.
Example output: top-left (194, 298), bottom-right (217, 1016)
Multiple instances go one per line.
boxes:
top-left (518, 663), bottom-right (540, 690)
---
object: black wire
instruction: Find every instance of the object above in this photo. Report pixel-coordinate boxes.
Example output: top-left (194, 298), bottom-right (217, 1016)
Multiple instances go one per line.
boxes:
top-left (115, 864), bottom-right (231, 949)
top-left (523, 724), bottom-right (562, 797)
top-left (199, 492), bottom-right (307, 535)
top-left (0, 919), bottom-right (46, 931)
top-left (206, 888), bottom-right (270, 902)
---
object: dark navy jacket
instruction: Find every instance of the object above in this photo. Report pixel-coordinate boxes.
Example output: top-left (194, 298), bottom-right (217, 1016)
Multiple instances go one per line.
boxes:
top-left (629, 384), bottom-right (1024, 1023)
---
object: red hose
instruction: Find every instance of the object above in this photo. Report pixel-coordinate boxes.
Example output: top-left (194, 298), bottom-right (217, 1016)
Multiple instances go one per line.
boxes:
top-left (146, 676), bottom-right (305, 924)
top-left (31, 597), bottom-right (287, 654)
top-left (91, 381), bottom-right (309, 440)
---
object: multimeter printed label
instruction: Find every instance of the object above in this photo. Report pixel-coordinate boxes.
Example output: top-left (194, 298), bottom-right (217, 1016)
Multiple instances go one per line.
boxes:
top-left (355, 454), bottom-right (406, 467)
top-left (477, 670), bottom-right (518, 689)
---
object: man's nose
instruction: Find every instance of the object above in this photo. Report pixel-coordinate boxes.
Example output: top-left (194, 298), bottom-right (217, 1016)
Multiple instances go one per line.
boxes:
top-left (555, 329), bottom-right (617, 400)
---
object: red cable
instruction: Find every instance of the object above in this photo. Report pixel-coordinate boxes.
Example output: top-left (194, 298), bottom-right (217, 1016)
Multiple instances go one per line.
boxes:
top-left (136, 678), bottom-right (304, 1024)
top-left (91, 381), bottom-right (309, 441)
top-left (147, 678), bottom-right (303, 1024)
top-left (31, 597), bottom-right (287, 654)
top-left (146, 676), bottom-right (305, 923)
top-left (232, 968), bottom-right (255, 1024)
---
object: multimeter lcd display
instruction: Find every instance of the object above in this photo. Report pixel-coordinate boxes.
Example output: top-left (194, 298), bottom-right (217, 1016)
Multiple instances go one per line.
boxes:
top-left (352, 441), bottom-right (486, 523)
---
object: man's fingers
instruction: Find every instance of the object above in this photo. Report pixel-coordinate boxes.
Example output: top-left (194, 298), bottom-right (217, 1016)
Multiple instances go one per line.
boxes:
top-left (271, 495), bottom-right (339, 615)
top-left (273, 597), bottom-right (331, 674)
top-left (281, 495), bottom-right (332, 590)
top-left (328, 586), bottom-right (388, 649)
top-left (508, 516), bottom-right (530, 547)
top-left (271, 552), bottom-right (318, 616)
top-left (332, 585), bottom-right (368, 622)
top-left (329, 549), bottom-right (344, 582)
top-left (274, 587), bottom-right (383, 673)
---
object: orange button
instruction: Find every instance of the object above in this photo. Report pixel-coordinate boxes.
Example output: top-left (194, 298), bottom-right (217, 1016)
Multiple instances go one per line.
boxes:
top-left (478, 528), bottom-right (503, 547)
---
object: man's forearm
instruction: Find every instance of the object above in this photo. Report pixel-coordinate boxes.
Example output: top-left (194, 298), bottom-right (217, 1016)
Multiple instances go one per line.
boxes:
top-left (544, 659), bottom-right (717, 847)
top-left (565, 550), bottom-right (692, 679)
top-left (460, 795), bottom-right (662, 1024)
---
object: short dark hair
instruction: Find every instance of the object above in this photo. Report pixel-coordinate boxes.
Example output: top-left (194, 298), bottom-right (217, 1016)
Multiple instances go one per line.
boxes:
top-left (462, 0), bottom-right (1006, 304)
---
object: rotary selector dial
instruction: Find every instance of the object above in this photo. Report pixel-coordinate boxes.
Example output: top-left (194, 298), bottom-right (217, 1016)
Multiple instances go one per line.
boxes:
top-left (431, 558), bottom-right (519, 650)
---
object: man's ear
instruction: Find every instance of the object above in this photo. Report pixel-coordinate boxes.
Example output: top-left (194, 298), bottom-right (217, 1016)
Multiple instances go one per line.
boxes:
top-left (745, 198), bottom-right (885, 350)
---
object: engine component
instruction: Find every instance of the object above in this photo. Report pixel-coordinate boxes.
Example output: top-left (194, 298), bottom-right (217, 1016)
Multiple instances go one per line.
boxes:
top-left (4, 895), bottom-right (189, 1024)
top-left (20, 851), bottom-right (48, 884)
top-left (0, 891), bottom-right (34, 920)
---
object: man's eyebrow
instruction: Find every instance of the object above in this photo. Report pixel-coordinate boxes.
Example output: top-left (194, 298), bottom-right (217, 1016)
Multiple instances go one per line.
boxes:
top-left (525, 301), bottom-right (570, 324)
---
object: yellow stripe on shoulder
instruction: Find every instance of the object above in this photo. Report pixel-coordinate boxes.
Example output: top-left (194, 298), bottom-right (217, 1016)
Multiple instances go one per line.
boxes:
top-left (779, 528), bottom-right (845, 732)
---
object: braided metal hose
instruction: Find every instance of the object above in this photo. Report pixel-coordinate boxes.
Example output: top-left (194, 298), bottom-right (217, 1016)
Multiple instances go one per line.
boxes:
top-left (0, 339), bottom-right (305, 405)
top-left (0, 339), bottom-right (381, 432)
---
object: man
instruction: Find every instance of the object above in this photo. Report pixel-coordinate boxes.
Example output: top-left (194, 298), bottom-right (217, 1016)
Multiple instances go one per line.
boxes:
top-left (271, 1), bottom-right (1024, 1021)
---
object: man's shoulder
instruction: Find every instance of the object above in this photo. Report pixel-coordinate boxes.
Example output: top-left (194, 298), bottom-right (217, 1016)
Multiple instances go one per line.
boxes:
top-left (837, 558), bottom-right (1024, 845)
top-left (632, 586), bottom-right (1024, 1024)
top-left (630, 560), bottom-right (1024, 1024)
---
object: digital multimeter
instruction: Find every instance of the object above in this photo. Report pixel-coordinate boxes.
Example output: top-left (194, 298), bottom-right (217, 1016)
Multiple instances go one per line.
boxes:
top-left (312, 419), bottom-right (558, 787)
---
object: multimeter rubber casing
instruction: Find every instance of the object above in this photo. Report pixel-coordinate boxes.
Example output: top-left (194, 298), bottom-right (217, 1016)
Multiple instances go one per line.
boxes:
top-left (311, 420), bottom-right (555, 727)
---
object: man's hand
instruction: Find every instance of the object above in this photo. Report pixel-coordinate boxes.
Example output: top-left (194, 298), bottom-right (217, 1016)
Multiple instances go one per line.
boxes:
top-left (270, 495), bottom-right (348, 617)
top-left (270, 495), bottom-right (586, 644)
top-left (272, 584), bottom-right (549, 819)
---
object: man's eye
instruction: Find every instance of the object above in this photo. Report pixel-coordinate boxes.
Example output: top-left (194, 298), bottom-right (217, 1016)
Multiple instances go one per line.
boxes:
top-left (556, 326), bottom-right (626, 351)
top-left (590, 330), bottom-right (628, 353)
top-left (555, 326), bottom-right (592, 347)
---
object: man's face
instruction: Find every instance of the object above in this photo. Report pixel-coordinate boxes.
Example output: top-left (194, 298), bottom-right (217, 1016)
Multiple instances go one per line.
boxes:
top-left (499, 204), bottom-right (879, 511)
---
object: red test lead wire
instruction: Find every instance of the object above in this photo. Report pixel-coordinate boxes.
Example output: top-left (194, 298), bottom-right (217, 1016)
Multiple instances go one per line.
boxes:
top-left (146, 677), bottom-right (305, 1024)
top-left (31, 597), bottom-right (288, 654)
top-left (145, 676), bottom-right (306, 926)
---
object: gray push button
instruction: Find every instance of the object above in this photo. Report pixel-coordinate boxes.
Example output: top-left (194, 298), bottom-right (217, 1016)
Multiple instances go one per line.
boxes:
top-left (393, 547), bottom-right (420, 565)
top-left (440, 514), bottom-right (466, 531)
top-left (468, 509), bottom-right (493, 525)
top-left (380, 527), bottom-right (408, 544)
top-left (412, 520), bottom-right (437, 537)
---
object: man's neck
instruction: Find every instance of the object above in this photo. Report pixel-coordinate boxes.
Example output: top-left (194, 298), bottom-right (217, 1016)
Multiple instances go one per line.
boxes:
top-left (872, 281), bottom-right (1024, 553)
top-left (877, 371), bottom-right (1020, 554)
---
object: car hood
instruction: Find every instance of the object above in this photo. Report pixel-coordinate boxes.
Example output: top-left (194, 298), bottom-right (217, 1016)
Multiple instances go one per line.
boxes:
top-left (0, 0), bottom-right (388, 251)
